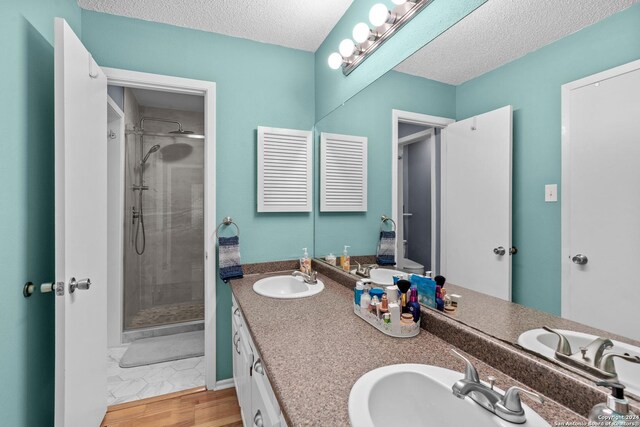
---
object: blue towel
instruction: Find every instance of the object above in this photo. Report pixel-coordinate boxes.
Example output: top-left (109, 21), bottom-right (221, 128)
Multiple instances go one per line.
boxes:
top-left (219, 236), bottom-right (244, 282)
top-left (376, 230), bottom-right (396, 266)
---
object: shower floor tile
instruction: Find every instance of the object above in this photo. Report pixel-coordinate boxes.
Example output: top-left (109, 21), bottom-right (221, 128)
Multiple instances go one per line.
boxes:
top-left (125, 302), bottom-right (205, 330)
top-left (107, 344), bottom-right (205, 405)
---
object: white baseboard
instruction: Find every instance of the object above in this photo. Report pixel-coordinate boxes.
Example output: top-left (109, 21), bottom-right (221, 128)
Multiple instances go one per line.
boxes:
top-left (214, 378), bottom-right (235, 390)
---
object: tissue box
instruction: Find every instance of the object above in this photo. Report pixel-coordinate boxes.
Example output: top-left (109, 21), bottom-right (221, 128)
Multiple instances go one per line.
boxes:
top-left (410, 275), bottom-right (436, 309)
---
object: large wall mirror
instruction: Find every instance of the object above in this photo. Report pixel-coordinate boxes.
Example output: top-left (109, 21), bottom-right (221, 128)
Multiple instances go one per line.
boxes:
top-left (311, 1), bottom-right (640, 395)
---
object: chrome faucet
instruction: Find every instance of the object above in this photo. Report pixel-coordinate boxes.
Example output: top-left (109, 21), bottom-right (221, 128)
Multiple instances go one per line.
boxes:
top-left (542, 326), bottom-right (634, 379)
top-left (598, 352), bottom-right (640, 377)
top-left (291, 270), bottom-right (318, 285)
top-left (354, 262), bottom-right (378, 278)
top-left (451, 349), bottom-right (544, 424)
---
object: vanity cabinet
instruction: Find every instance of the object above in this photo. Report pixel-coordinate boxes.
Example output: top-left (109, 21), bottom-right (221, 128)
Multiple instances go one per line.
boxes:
top-left (232, 296), bottom-right (285, 427)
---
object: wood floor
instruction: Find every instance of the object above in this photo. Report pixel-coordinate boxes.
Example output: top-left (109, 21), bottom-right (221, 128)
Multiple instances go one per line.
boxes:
top-left (101, 386), bottom-right (242, 427)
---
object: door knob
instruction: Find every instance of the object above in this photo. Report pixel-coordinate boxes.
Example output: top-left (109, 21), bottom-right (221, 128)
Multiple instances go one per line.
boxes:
top-left (572, 254), bottom-right (588, 265)
top-left (493, 246), bottom-right (506, 256)
top-left (69, 277), bottom-right (91, 293)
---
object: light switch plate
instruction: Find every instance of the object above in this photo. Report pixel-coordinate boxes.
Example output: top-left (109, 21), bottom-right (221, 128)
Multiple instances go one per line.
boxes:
top-left (545, 184), bottom-right (557, 202)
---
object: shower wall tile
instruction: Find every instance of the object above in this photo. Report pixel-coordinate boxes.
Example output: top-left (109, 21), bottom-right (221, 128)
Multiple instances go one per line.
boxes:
top-left (123, 88), bottom-right (142, 327)
top-left (129, 106), bottom-right (205, 327)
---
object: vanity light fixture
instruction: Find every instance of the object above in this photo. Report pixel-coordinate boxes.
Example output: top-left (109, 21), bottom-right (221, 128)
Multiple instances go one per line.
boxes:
top-left (328, 0), bottom-right (433, 76)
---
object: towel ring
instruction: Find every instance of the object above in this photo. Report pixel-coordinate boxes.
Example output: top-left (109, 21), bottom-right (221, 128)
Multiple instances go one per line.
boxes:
top-left (380, 215), bottom-right (396, 232)
top-left (215, 216), bottom-right (240, 238)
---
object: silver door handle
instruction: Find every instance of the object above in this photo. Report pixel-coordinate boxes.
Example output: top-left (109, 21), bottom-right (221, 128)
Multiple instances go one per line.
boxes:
top-left (254, 410), bottom-right (264, 427)
top-left (493, 246), bottom-right (506, 256)
top-left (572, 254), bottom-right (588, 265)
top-left (69, 277), bottom-right (91, 293)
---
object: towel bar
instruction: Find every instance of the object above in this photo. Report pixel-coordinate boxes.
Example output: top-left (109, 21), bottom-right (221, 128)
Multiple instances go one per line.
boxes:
top-left (215, 216), bottom-right (240, 238)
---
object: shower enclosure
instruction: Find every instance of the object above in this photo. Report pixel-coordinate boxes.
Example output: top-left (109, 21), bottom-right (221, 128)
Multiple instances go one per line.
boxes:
top-left (122, 99), bottom-right (205, 334)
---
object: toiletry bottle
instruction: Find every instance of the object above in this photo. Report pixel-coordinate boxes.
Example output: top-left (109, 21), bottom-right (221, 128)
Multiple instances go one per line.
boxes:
top-left (300, 248), bottom-right (311, 274)
top-left (380, 294), bottom-right (389, 316)
top-left (435, 275), bottom-right (446, 311)
top-left (407, 288), bottom-right (421, 322)
top-left (360, 287), bottom-right (371, 315)
top-left (325, 253), bottom-right (336, 266)
top-left (389, 303), bottom-right (401, 325)
top-left (354, 281), bottom-right (364, 306)
top-left (589, 381), bottom-right (640, 427)
top-left (370, 296), bottom-right (379, 315)
top-left (341, 245), bottom-right (351, 272)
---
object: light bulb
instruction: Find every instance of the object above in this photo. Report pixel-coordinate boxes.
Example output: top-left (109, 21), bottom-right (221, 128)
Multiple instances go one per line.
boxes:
top-left (338, 39), bottom-right (356, 57)
top-left (352, 22), bottom-right (371, 44)
top-left (391, 0), bottom-right (407, 4)
top-left (328, 52), bottom-right (343, 70)
top-left (369, 3), bottom-right (390, 27)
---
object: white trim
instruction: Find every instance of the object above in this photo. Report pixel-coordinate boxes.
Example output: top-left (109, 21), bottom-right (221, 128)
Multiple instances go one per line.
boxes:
top-left (398, 129), bottom-right (432, 146)
top-left (560, 58), bottom-right (640, 318)
top-left (391, 110), bottom-right (454, 272)
top-left (214, 378), bottom-right (235, 391)
top-left (103, 67), bottom-right (218, 390)
top-left (106, 96), bottom-right (125, 348)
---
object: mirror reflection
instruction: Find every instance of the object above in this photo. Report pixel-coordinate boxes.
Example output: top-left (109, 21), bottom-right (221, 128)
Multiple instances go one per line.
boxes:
top-left (312, 1), bottom-right (640, 390)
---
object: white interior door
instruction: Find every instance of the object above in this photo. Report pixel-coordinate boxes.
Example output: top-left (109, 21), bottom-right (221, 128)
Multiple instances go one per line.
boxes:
top-left (562, 62), bottom-right (640, 340)
top-left (54, 18), bottom-right (108, 426)
top-left (441, 106), bottom-right (512, 300)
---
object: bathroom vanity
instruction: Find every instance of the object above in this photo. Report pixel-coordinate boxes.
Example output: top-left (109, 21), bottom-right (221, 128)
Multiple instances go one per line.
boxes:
top-left (229, 264), bottom-right (590, 426)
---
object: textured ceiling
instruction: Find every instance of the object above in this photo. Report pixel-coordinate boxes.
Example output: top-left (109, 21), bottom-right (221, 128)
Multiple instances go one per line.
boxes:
top-left (395, 0), bottom-right (638, 85)
top-left (77, 0), bottom-right (353, 51)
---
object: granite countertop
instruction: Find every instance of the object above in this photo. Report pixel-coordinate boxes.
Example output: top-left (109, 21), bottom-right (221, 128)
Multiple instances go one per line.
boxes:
top-left (230, 270), bottom-right (585, 426)
top-left (440, 282), bottom-right (640, 348)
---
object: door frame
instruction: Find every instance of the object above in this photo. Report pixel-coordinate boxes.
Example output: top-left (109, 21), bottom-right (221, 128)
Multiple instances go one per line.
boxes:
top-left (391, 110), bottom-right (454, 273)
top-left (104, 67), bottom-right (218, 389)
top-left (106, 96), bottom-right (125, 348)
top-left (560, 58), bottom-right (640, 318)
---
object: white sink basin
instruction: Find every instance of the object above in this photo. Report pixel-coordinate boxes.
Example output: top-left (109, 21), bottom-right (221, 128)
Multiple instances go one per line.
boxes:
top-left (252, 275), bottom-right (324, 299)
top-left (369, 268), bottom-right (406, 286)
top-left (349, 364), bottom-right (549, 427)
top-left (518, 329), bottom-right (640, 397)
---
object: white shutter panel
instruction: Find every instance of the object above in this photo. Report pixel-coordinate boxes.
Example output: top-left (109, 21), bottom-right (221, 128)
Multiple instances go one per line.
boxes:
top-left (320, 132), bottom-right (368, 212)
top-left (257, 126), bottom-right (312, 212)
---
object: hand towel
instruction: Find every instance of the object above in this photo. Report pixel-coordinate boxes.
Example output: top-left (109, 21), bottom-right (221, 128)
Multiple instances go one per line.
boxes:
top-left (219, 235), bottom-right (244, 282)
top-left (376, 230), bottom-right (396, 266)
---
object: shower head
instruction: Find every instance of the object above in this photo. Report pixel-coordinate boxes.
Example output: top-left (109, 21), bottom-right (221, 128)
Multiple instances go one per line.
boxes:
top-left (141, 144), bottom-right (161, 164)
top-left (169, 129), bottom-right (194, 135)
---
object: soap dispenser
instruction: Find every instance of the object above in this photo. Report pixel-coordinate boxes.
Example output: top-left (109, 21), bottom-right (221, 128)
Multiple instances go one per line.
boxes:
top-left (300, 248), bottom-right (311, 274)
top-left (341, 245), bottom-right (351, 272)
top-left (589, 381), bottom-right (639, 426)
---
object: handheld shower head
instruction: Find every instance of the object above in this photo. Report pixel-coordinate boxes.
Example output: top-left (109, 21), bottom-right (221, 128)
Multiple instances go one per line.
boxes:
top-left (141, 144), bottom-right (161, 164)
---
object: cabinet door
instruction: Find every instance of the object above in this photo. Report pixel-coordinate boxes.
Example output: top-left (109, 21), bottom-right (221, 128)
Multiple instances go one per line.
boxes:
top-left (238, 327), bottom-right (254, 424)
top-left (231, 314), bottom-right (241, 391)
top-left (251, 358), bottom-right (281, 427)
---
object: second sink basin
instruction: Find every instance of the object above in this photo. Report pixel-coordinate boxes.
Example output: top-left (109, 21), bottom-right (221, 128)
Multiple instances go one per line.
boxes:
top-left (518, 328), bottom-right (640, 397)
top-left (253, 275), bottom-right (324, 299)
top-left (369, 268), bottom-right (406, 286)
top-left (349, 364), bottom-right (549, 427)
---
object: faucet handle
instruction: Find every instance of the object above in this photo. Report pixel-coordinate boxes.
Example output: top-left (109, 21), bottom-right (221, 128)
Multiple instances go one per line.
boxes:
top-left (487, 376), bottom-right (497, 390)
top-left (500, 386), bottom-right (544, 413)
top-left (542, 326), bottom-right (573, 356)
top-left (451, 349), bottom-right (479, 383)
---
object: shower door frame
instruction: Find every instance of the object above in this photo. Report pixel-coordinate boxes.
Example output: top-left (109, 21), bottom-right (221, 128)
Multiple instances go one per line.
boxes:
top-left (103, 67), bottom-right (219, 390)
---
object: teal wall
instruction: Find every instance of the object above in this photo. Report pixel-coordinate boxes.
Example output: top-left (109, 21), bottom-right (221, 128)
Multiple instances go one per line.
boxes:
top-left (456, 5), bottom-right (640, 315)
top-left (0, 1), bottom-right (82, 425)
top-left (314, 0), bottom-right (485, 120)
top-left (80, 10), bottom-right (316, 382)
top-left (314, 71), bottom-right (455, 257)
